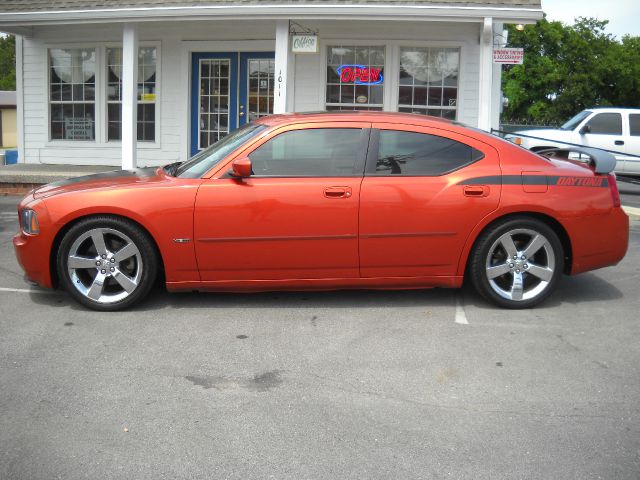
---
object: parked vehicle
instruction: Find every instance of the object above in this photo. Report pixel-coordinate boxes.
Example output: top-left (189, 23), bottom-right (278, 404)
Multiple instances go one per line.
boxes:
top-left (505, 108), bottom-right (640, 175)
top-left (14, 112), bottom-right (628, 311)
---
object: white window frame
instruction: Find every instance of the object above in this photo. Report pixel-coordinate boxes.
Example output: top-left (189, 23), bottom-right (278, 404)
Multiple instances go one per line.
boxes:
top-left (320, 40), bottom-right (466, 120)
top-left (44, 41), bottom-right (161, 149)
top-left (104, 42), bottom-right (161, 146)
top-left (323, 43), bottom-right (388, 111)
top-left (395, 44), bottom-right (462, 120)
top-left (46, 44), bottom-right (100, 145)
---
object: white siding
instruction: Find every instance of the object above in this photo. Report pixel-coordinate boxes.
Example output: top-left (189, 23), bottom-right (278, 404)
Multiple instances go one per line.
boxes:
top-left (21, 21), bottom-right (277, 167)
top-left (292, 20), bottom-right (481, 127)
top-left (20, 19), bottom-right (485, 166)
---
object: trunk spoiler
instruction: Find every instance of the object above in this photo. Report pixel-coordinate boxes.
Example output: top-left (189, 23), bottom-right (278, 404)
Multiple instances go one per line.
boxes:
top-left (536, 147), bottom-right (617, 175)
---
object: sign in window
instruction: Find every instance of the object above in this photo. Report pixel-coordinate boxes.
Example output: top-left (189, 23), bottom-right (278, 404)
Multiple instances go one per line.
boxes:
top-left (326, 46), bottom-right (385, 111)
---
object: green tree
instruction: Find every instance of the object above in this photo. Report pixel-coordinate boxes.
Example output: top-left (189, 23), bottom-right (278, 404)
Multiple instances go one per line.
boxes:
top-left (502, 17), bottom-right (639, 125)
top-left (0, 34), bottom-right (16, 90)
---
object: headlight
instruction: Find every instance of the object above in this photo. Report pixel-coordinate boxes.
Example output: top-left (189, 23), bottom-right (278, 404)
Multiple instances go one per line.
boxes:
top-left (20, 209), bottom-right (40, 235)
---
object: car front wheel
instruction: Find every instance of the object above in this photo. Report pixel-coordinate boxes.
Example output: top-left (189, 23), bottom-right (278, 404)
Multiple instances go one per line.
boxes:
top-left (469, 217), bottom-right (564, 309)
top-left (57, 216), bottom-right (158, 311)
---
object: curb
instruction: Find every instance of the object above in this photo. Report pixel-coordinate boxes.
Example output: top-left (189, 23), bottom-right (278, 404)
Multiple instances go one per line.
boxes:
top-left (623, 206), bottom-right (640, 218)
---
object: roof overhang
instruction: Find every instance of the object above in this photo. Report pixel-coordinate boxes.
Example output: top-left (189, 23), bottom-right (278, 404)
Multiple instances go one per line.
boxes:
top-left (0, 4), bottom-right (543, 32)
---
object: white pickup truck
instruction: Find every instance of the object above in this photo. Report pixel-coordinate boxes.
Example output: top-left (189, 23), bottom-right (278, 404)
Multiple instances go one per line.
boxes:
top-left (505, 107), bottom-right (640, 175)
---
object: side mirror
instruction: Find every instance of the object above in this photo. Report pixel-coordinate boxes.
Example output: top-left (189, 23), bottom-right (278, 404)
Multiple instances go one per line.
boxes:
top-left (230, 157), bottom-right (252, 178)
top-left (579, 124), bottom-right (591, 135)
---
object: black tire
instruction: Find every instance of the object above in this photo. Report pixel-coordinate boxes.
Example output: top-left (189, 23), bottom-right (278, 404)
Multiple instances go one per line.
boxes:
top-left (56, 216), bottom-right (158, 311)
top-left (469, 216), bottom-right (564, 309)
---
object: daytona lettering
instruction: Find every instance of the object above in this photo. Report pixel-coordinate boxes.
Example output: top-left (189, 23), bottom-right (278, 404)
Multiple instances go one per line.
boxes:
top-left (555, 176), bottom-right (605, 187)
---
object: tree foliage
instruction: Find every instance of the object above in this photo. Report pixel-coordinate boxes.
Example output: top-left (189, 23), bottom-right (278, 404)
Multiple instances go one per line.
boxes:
top-left (502, 18), bottom-right (640, 125)
top-left (0, 34), bottom-right (16, 91)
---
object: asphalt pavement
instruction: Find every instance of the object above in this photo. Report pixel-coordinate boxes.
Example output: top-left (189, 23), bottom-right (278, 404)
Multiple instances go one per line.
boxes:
top-left (1, 195), bottom-right (639, 480)
top-left (619, 176), bottom-right (640, 208)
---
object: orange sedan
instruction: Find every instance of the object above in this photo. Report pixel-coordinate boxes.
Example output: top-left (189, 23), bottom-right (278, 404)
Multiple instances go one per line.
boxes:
top-left (13, 112), bottom-right (629, 311)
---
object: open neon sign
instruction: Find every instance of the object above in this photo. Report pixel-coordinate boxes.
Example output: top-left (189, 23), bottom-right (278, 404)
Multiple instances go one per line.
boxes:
top-left (336, 64), bottom-right (384, 85)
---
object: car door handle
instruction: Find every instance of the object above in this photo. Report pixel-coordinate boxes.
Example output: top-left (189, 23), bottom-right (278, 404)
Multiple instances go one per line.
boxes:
top-left (324, 186), bottom-right (352, 199)
top-left (463, 185), bottom-right (490, 197)
top-left (615, 140), bottom-right (625, 146)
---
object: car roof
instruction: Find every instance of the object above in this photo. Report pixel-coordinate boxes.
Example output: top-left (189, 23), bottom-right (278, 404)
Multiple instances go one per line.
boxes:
top-left (585, 107), bottom-right (640, 113)
top-left (255, 111), bottom-right (457, 128)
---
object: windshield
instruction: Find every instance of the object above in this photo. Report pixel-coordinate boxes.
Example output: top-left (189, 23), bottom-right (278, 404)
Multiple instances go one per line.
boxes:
top-left (560, 110), bottom-right (592, 131)
top-left (175, 123), bottom-right (268, 178)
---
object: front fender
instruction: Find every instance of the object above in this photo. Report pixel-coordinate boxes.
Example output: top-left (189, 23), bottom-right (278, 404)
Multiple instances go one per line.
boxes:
top-left (44, 183), bottom-right (201, 284)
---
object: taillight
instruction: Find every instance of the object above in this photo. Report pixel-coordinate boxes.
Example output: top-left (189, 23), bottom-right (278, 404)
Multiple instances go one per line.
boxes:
top-left (607, 174), bottom-right (621, 208)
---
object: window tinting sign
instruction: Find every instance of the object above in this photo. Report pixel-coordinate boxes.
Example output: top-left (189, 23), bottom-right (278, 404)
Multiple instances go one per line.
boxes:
top-left (337, 65), bottom-right (383, 85)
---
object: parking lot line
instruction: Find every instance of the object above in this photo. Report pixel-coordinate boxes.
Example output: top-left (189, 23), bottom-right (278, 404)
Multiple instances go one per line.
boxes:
top-left (455, 295), bottom-right (469, 325)
top-left (0, 286), bottom-right (58, 295)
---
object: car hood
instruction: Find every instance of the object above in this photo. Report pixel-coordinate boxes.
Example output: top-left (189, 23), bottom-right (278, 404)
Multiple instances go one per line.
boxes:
top-left (33, 167), bottom-right (164, 199)
top-left (511, 129), bottom-right (572, 142)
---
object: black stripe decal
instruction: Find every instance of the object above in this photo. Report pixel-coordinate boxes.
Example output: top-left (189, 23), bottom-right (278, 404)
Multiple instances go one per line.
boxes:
top-left (458, 175), bottom-right (609, 188)
top-left (40, 167), bottom-right (157, 189)
top-left (198, 234), bottom-right (357, 243)
top-left (360, 232), bottom-right (457, 239)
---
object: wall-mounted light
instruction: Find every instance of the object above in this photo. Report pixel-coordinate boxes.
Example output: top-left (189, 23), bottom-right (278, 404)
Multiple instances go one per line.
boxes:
top-left (515, 24), bottom-right (525, 31)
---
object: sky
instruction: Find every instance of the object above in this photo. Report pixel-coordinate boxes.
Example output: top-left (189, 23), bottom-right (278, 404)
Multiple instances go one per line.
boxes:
top-left (542, 0), bottom-right (640, 38)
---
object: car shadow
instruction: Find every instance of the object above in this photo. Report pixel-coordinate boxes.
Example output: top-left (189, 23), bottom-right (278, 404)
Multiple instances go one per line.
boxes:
top-left (136, 286), bottom-right (457, 312)
top-left (26, 271), bottom-right (624, 313)
top-left (458, 272), bottom-right (624, 312)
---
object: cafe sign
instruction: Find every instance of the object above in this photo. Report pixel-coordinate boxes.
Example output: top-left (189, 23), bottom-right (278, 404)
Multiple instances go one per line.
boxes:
top-left (292, 35), bottom-right (319, 53)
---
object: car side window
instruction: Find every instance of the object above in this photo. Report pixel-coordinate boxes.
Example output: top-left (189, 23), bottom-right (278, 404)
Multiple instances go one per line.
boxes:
top-left (585, 113), bottom-right (622, 135)
top-left (248, 128), bottom-right (364, 177)
top-left (629, 114), bottom-right (640, 136)
top-left (371, 130), bottom-right (484, 176)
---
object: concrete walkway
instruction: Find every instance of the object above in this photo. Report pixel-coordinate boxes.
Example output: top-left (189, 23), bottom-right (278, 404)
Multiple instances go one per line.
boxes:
top-left (0, 163), bottom-right (115, 184)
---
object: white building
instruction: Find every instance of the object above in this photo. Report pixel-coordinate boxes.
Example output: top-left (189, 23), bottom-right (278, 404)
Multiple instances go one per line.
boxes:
top-left (0, 1), bottom-right (542, 168)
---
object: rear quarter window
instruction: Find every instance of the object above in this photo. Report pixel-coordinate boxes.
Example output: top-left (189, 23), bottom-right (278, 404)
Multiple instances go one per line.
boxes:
top-left (370, 130), bottom-right (485, 176)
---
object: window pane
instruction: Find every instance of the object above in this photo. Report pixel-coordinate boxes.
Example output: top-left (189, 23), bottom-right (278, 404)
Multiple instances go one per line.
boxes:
top-left (326, 45), bottom-right (384, 110)
top-left (586, 113), bottom-right (622, 135)
top-left (630, 114), bottom-right (640, 136)
top-left (374, 130), bottom-right (484, 176)
top-left (49, 48), bottom-right (96, 141)
top-left (106, 46), bottom-right (157, 142)
top-left (249, 129), bottom-right (362, 177)
top-left (398, 47), bottom-right (459, 120)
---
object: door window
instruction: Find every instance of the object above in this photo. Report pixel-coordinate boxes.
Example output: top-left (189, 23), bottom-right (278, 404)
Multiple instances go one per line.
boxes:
top-left (370, 130), bottom-right (484, 176)
top-left (629, 114), bottom-right (640, 136)
top-left (198, 59), bottom-right (231, 149)
top-left (245, 58), bottom-right (275, 123)
top-left (585, 113), bottom-right (622, 135)
top-left (248, 128), bottom-right (364, 176)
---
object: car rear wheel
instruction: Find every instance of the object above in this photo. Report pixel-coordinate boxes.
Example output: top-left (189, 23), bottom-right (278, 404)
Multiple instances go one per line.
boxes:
top-left (469, 217), bottom-right (564, 309)
top-left (57, 217), bottom-right (158, 311)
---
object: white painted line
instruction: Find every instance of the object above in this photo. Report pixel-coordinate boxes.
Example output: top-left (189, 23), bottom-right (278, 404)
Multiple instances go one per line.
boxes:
top-left (0, 287), bottom-right (59, 295)
top-left (455, 295), bottom-right (469, 325)
top-left (623, 205), bottom-right (640, 218)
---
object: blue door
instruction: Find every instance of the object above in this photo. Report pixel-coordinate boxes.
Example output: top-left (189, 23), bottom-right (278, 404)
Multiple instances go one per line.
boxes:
top-left (191, 52), bottom-right (274, 156)
top-left (239, 52), bottom-right (275, 127)
top-left (191, 53), bottom-right (238, 156)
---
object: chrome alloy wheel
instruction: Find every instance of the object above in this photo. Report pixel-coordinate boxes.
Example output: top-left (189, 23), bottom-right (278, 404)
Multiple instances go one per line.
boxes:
top-left (67, 227), bottom-right (143, 304)
top-left (485, 228), bottom-right (556, 302)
